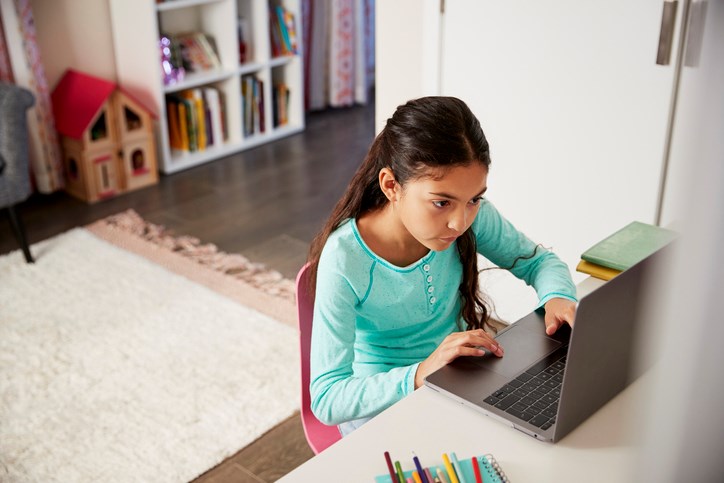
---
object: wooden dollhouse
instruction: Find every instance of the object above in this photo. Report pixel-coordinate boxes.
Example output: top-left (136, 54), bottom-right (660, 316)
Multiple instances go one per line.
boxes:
top-left (51, 69), bottom-right (158, 203)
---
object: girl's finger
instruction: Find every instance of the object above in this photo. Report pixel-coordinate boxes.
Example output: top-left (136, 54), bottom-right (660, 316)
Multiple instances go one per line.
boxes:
top-left (457, 334), bottom-right (503, 357)
top-left (467, 332), bottom-right (504, 356)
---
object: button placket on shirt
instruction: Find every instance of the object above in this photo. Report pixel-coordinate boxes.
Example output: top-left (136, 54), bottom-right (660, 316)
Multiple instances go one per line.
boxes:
top-left (423, 263), bottom-right (436, 306)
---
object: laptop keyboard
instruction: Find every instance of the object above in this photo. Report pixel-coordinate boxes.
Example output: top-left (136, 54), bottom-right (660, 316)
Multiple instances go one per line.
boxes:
top-left (483, 347), bottom-right (568, 430)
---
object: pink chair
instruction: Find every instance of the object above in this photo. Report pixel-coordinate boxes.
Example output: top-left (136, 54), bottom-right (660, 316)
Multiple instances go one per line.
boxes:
top-left (296, 263), bottom-right (342, 454)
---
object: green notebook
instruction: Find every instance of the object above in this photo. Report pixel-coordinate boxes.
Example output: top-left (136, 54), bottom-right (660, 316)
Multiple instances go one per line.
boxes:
top-left (581, 221), bottom-right (677, 271)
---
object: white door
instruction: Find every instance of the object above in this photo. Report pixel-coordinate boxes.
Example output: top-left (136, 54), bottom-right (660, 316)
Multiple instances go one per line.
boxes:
top-left (441, 0), bottom-right (686, 277)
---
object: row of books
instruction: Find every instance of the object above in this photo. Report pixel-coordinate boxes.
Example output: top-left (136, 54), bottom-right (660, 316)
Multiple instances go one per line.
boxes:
top-left (167, 87), bottom-right (227, 153)
top-left (241, 76), bottom-right (294, 135)
top-left (576, 221), bottom-right (677, 280)
top-left (270, 4), bottom-right (298, 57)
top-left (241, 75), bottom-right (266, 137)
top-left (167, 79), bottom-right (293, 150)
top-left (160, 12), bottom-right (299, 77)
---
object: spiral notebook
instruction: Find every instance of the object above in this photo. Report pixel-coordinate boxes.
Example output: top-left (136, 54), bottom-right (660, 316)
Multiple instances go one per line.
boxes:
top-left (374, 454), bottom-right (508, 483)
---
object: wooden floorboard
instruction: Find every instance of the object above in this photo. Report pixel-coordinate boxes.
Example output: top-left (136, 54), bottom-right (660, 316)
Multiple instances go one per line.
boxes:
top-left (1, 102), bottom-right (374, 481)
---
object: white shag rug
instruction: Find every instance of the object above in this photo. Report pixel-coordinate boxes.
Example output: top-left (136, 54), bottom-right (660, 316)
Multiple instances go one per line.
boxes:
top-left (0, 228), bottom-right (300, 483)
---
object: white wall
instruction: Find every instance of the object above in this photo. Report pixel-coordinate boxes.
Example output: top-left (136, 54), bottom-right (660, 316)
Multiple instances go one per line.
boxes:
top-left (375, 0), bottom-right (439, 133)
top-left (30, 0), bottom-right (116, 88)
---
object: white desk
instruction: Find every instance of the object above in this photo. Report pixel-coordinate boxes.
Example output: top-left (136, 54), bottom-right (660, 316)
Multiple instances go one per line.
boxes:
top-left (281, 278), bottom-right (649, 482)
top-left (280, 377), bottom-right (650, 482)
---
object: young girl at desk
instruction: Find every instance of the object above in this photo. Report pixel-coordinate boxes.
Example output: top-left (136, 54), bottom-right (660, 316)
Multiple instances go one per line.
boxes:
top-left (308, 97), bottom-right (577, 436)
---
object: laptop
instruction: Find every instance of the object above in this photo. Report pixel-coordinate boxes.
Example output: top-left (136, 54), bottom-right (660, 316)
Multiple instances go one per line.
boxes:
top-left (424, 247), bottom-right (666, 443)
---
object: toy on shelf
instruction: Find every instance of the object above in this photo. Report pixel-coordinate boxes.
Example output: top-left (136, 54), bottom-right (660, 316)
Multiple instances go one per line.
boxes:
top-left (160, 35), bottom-right (185, 86)
top-left (51, 69), bottom-right (158, 203)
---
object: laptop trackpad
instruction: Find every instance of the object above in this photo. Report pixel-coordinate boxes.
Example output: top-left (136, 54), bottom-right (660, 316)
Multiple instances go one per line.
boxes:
top-left (479, 325), bottom-right (562, 377)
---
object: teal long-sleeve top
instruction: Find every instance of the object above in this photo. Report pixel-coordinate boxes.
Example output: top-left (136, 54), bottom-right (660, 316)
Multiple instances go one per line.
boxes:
top-left (309, 199), bottom-right (577, 425)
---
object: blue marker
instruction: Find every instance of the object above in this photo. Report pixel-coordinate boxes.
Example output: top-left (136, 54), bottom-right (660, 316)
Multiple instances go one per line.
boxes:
top-left (412, 453), bottom-right (429, 483)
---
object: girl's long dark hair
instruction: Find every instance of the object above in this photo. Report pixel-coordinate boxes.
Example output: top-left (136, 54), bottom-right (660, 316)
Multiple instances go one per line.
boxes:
top-left (308, 96), bottom-right (493, 331)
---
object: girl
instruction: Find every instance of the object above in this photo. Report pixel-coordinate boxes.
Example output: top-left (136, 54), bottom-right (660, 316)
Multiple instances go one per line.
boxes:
top-left (307, 97), bottom-right (577, 436)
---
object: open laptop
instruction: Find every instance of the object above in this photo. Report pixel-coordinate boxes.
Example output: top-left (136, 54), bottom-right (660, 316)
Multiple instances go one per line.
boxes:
top-left (424, 247), bottom-right (666, 443)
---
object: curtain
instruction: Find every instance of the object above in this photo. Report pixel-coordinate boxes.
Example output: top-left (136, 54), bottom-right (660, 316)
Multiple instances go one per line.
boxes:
top-left (0, 0), bottom-right (63, 193)
top-left (302, 0), bottom-right (375, 110)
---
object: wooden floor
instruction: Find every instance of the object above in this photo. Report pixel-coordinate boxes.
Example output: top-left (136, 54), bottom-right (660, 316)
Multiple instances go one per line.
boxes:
top-left (0, 101), bottom-right (375, 481)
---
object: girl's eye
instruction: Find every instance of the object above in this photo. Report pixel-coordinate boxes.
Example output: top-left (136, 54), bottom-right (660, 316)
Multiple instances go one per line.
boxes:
top-left (470, 196), bottom-right (484, 206)
top-left (432, 200), bottom-right (449, 208)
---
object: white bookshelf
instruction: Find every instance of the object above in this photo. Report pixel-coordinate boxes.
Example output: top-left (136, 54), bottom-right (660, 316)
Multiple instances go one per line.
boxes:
top-left (109, 0), bottom-right (304, 174)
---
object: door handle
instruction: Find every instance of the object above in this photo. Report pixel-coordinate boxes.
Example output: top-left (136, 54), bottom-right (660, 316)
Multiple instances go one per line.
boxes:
top-left (656, 1), bottom-right (679, 65)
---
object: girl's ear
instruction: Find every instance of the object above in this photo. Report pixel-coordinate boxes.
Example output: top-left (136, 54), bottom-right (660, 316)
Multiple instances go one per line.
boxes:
top-left (379, 167), bottom-right (399, 202)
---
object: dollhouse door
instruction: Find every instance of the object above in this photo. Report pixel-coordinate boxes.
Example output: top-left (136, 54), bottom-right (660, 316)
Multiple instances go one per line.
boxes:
top-left (91, 153), bottom-right (120, 200)
top-left (120, 140), bottom-right (156, 190)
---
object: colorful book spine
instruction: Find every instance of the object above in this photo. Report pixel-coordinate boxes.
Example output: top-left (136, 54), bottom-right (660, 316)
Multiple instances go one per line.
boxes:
top-left (241, 75), bottom-right (265, 137)
top-left (203, 87), bottom-right (224, 147)
top-left (272, 83), bottom-right (290, 127)
top-left (269, 5), bottom-right (297, 56)
top-left (575, 259), bottom-right (621, 281)
top-left (167, 88), bottom-right (225, 153)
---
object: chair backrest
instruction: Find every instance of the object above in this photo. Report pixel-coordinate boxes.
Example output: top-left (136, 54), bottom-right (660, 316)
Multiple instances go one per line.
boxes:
top-left (296, 263), bottom-right (342, 454)
top-left (0, 82), bottom-right (35, 207)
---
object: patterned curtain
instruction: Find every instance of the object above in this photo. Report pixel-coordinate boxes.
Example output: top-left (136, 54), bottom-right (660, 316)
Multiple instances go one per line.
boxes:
top-left (303, 0), bottom-right (375, 110)
top-left (0, 13), bottom-right (13, 82)
top-left (0, 0), bottom-right (63, 193)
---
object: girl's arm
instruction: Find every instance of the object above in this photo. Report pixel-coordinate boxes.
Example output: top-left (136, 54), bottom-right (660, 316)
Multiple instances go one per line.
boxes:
top-left (309, 255), bottom-right (419, 426)
top-left (473, 200), bottom-right (578, 307)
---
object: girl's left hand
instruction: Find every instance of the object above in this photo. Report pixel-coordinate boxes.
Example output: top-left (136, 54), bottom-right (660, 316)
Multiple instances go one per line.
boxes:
top-left (543, 297), bottom-right (577, 335)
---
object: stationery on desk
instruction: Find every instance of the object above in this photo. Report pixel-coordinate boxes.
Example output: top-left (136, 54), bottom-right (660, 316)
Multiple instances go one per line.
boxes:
top-left (376, 451), bottom-right (508, 483)
top-left (576, 220), bottom-right (677, 280)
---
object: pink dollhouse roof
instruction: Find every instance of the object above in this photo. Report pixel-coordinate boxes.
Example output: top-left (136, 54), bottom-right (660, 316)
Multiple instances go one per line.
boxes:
top-left (51, 69), bottom-right (156, 140)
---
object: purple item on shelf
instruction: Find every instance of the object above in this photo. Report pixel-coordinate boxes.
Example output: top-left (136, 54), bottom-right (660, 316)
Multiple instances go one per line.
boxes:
top-left (160, 36), bottom-right (184, 86)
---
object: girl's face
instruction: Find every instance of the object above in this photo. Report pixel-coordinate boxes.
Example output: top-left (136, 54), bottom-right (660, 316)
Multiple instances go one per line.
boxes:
top-left (394, 162), bottom-right (488, 252)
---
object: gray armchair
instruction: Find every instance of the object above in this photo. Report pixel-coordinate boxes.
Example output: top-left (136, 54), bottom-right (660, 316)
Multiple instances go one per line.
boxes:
top-left (0, 82), bottom-right (36, 263)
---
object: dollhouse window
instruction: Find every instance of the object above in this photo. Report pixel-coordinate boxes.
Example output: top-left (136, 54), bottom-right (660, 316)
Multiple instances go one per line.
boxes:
top-left (131, 149), bottom-right (148, 175)
top-left (100, 164), bottom-right (111, 189)
top-left (90, 112), bottom-right (108, 141)
top-left (124, 107), bottom-right (142, 131)
top-left (67, 158), bottom-right (79, 180)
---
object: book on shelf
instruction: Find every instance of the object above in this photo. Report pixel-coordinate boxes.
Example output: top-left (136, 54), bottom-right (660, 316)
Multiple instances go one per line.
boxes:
top-left (272, 83), bottom-right (290, 127)
top-left (166, 100), bottom-right (182, 150)
top-left (167, 32), bottom-right (221, 73)
top-left (166, 86), bottom-right (226, 153)
top-left (269, 4), bottom-right (298, 57)
top-left (202, 87), bottom-right (224, 148)
top-left (580, 221), bottom-right (678, 272)
top-left (183, 89), bottom-right (207, 151)
top-left (241, 75), bottom-right (265, 137)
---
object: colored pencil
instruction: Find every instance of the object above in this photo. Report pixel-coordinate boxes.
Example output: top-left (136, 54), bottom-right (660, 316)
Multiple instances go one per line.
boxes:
top-left (442, 453), bottom-right (459, 483)
top-left (450, 452), bottom-right (468, 483)
top-left (384, 451), bottom-right (397, 483)
top-left (471, 456), bottom-right (483, 483)
top-left (395, 460), bottom-right (406, 483)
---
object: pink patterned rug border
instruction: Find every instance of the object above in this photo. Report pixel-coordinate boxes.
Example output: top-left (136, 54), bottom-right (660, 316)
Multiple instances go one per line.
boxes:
top-left (85, 209), bottom-right (296, 327)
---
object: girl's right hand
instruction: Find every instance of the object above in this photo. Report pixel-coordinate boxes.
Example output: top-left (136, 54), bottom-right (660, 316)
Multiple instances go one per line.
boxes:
top-left (414, 329), bottom-right (504, 389)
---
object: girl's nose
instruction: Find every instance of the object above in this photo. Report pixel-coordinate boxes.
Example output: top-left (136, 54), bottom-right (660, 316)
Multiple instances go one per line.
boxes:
top-left (447, 208), bottom-right (466, 233)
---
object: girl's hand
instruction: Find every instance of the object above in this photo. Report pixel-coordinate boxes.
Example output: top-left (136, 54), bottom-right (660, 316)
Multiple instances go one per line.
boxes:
top-left (543, 297), bottom-right (577, 335)
top-left (414, 329), bottom-right (504, 388)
